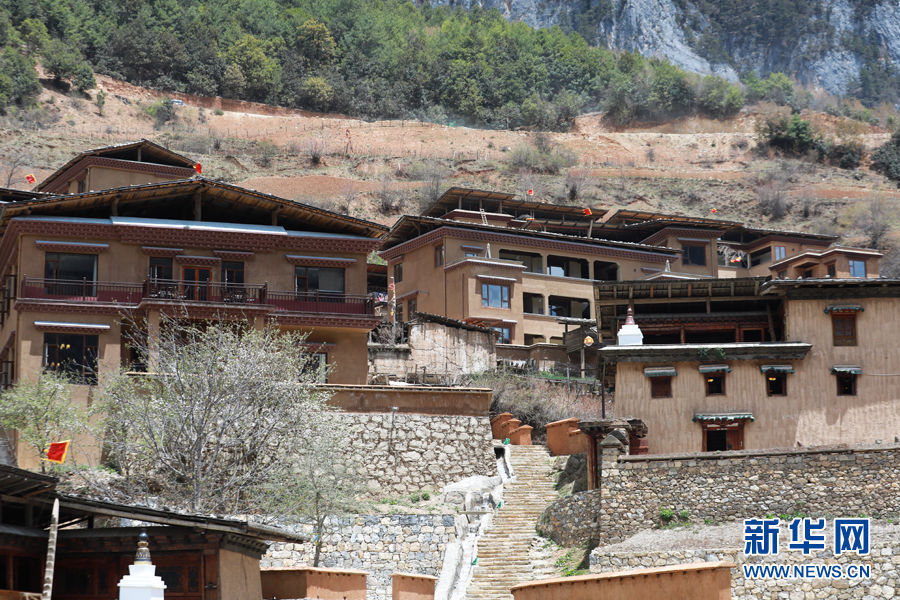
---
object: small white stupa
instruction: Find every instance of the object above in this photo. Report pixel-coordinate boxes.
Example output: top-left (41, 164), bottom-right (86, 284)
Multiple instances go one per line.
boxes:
top-left (118, 530), bottom-right (166, 600)
top-left (617, 307), bottom-right (644, 346)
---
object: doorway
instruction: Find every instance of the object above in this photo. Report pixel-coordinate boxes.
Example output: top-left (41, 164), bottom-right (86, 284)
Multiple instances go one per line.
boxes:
top-left (701, 422), bottom-right (744, 451)
top-left (182, 267), bottom-right (211, 301)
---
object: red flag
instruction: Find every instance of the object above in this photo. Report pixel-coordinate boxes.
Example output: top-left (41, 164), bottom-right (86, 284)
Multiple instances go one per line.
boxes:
top-left (710, 208), bottom-right (718, 214)
top-left (45, 440), bottom-right (70, 464)
top-left (583, 207), bottom-right (592, 216)
top-left (526, 189), bottom-right (534, 196)
top-left (25, 174), bottom-right (36, 184)
top-left (194, 163), bottom-right (202, 174)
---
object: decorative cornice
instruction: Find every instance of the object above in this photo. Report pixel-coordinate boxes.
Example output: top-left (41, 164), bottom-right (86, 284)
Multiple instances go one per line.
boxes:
top-left (141, 246), bottom-right (184, 256)
top-left (600, 342), bottom-right (812, 363)
top-left (174, 255), bottom-right (221, 266)
top-left (33, 320), bottom-right (112, 334)
top-left (35, 240), bottom-right (109, 253)
top-left (266, 314), bottom-right (381, 329)
top-left (444, 257), bottom-right (528, 274)
top-left (15, 300), bottom-right (129, 315)
top-left (285, 255), bottom-right (358, 267)
top-left (381, 226), bottom-right (677, 263)
top-left (214, 250), bottom-right (255, 260)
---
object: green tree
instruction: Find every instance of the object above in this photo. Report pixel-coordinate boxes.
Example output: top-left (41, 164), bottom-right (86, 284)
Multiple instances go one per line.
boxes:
top-left (226, 34), bottom-right (282, 102)
top-left (221, 63), bottom-right (246, 98)
top-left (42, 38), bottom-right (80, 83)
top-left (73, 62), bottom-right (95, 93)
top-left (0, 370), bottom-right (87, 472)
top-left (295, 19), bottom-right (337, 69)
top-left (0, 47), bottom-right (41, 109)
top-left (697, 75), bottom-right (744, 118)
top-left (20, 18), bottom-right (49, 57)
top-left (297, 75), bottom-right (334, 111)
top-left (871, 131), bottom-right (900, 181)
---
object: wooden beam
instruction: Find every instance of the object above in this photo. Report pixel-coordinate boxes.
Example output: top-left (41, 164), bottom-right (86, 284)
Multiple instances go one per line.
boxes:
top-left (193, 190), bottom-right (202, 221)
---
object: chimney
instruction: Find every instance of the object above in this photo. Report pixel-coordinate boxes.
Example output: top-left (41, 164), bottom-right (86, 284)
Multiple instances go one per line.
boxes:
top-left (617, 307), bottom-right (643, 346)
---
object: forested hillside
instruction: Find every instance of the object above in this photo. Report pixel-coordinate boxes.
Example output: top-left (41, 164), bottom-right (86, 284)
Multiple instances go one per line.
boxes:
top-left (0, 0), bottom-right (789, 129)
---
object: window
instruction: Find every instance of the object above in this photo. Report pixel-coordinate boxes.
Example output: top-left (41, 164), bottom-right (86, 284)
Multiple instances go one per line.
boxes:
top-left (408, 298), bottom-right (417, 316)
top-left (222, 261), bottom-right (244, 286)
top-left (832, 314), bottom-right (857, 346)
top-left (750, 247), bottom-right (771, 266)
top-left (396, 302), bottom-right (403, 323)
top-left (546, 255), bottom-right (589, 279)
top-left (773, 246), bottom-right (786, 261)
top-left (593, 260), bottom-right (619, 281)
top-left (393, 263), bottom-right (403, 283)
top-left (682, 244), bottom-right (707, 266)
top-left (836, 373), bottom-right (857, 396)
top-left (182, 267), bottom-right (211, 301)
top-left (849, 259), bottom-right (866, 278)
top-left (44, 252), bottom-right (98, 295)
top-left (462, 246), bottom-right (483, 257)
top-left (481, 283), bottom-right (510, 308)
top-left (491, 326), bottom-right (511, 343)
top-left (827, 263), bottom-right (836, 277)
top-left (650, 376), bottom-right (672, 398)
top-left (296, 266), bottom-right (345, 294)
top-left (303, 352), bottom-right (328, 383)
top-left (523, 293), bottom-right (544, 315)
top-left (766, 373), bottom-right (787, 396)
top-left (149, 257), bottom-right (173, 280)
top-left (549, 296), bottom-right (590, 319)
top-left (499, 249), bottom-right (542, 273)
top-left (43, 333), bottom-right (98, 384)
top-left (77, 178), bottom-right (86, 193)
top-left (434, 245), bottom-right (444, 267)
top-left (705, 373), bottom-right (726, 395)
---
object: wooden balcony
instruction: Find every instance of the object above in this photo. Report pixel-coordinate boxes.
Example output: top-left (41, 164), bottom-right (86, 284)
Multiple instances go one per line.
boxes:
top-left (18, 277), bottom-right (375, 316)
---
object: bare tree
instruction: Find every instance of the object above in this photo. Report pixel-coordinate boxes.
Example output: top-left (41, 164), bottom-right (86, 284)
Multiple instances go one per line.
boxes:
top-left (96, 317), bottom-right (335, 513)
top-left (856, 197), bottom-right (894, 249)
top-left (256, 410), bottom-right (361, 566)
top-left (2, 153), bottom-right (32, 188)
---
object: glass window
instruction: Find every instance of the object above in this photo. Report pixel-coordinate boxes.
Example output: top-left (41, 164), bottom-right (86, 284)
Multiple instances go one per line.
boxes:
top-left (773, 246), bottom-right (786, 261)
top-left (705, 373), bottom-right (726, 395)
top-left (491, 326), bottom-right (511, 343)
top-left (481, 283), bottom-right (510, 308)
top-left (682, 244), bottom-right (707, 266)
top-left (650, 376), bottom-right (672, 398)
top-left (393, 263), bottom-right (403, 282)
top-left (832, 314), bottom-right (857, 346)
top-left (45, 253), bottom-right (97, 292)
top-left (523, 293), bottom-right (544, 314)
top-left (43, 333), bottom-right (98, 385)
top-left (296, 266), bottom-right (345, 294)
top-left (849, 260), bottom-right (866, 278)
top-left (827, 263), bottom-right (836, 277)
top-left (408, 298), bottom-right (417, 316)
top-left (499, 249), bottom-right (542, 273)
top-left (222, 261), bottom-right (244, 286)
top-left (434, 245), bottom-right (444, 267)
top-left (766, 372), bottom-right (787, 396)
top-left (836, 373), bottom-right (857, 396)
top-left (303, 352), bottom-right (328, 383)
top-left (463, 247), bottom-right (483, 257)
top-left (149, 257), bottom-right (173, 280)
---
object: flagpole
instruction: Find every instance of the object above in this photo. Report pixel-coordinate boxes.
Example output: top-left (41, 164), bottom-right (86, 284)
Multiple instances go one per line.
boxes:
top-left (42, 498), bottom-right (60, 600)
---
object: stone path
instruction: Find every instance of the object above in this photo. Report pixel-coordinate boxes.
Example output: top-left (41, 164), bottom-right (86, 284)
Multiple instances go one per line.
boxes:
top-left (465, 444), bottom-right (560, 600)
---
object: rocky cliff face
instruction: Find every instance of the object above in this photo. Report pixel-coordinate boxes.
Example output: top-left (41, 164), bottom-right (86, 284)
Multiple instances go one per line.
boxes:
top-left (430, 0), bottom-right (900, 96)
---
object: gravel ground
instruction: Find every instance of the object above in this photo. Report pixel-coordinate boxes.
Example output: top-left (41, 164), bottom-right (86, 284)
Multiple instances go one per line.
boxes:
top-left (599, 521), bottom-right (900, 553)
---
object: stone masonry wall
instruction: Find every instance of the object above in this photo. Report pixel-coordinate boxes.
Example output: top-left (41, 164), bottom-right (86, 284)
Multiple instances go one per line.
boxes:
top-left (264, 514), bottom-right (459, 600)
top-left (369, 320), bottom-right (495, 383)
top-left (342, 412), bottom-right (497, 497)
top-left (591, 545), bottom-right (900, 599)
top-left (540, 443), bottom-right (900, 547)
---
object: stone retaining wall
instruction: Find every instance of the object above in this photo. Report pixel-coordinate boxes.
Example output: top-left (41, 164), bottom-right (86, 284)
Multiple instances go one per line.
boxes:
top-left (540, 442), bottom-right (900, 547)
top-left (264, 514), bottom-right (459, 600)
top-left (343, 413), bottom-right (496, 497)
top-left (591, 545), bottom-right (899, 599)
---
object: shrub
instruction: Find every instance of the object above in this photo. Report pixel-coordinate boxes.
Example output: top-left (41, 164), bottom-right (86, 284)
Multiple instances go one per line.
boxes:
top-left (298, 76), bottom-right (334, 112)
top-left (506, 134), bottom-right (577, 175)
top-left (871, 131), bottom-right (900, 181)
top-left (697, 75), bottom-right (744, 118)
top-left (757, 114), bottom-right (818, 155)
top-left (144, 99), bottom-right (177, 128)
top-left (659, 507), bottom-right (675, 523)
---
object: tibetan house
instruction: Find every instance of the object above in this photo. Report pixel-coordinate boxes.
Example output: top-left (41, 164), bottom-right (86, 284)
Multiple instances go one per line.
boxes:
top-left (0, 464), bottom-right (303, 600)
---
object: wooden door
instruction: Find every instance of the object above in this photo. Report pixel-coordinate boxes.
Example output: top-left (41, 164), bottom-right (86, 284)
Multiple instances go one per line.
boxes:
top-left (182, 267), bottom-right (211, 301)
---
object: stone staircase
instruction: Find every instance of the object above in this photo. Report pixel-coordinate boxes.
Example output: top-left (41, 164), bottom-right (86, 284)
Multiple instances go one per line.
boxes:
top-left (465, 444), bottom-right (560, 600)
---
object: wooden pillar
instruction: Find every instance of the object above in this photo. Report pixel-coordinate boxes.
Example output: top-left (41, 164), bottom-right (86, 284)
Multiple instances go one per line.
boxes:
top-left (111, 197), bottom-right (119, 217)
top-left (586, 433), bottom-right (599, 490)
top-left (271, 208), bottom-right (280, 226)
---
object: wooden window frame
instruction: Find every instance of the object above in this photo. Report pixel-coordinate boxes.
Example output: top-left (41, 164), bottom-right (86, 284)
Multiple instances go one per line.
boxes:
top-left (765, 372), bottom-right (788, 396)
top-left (835, 372), bottom-right (857, 396)
top-left (831, 313), bottom-right (857, 346)
top-left (704, 373), bottom-right (726, 396)
top-left (650, 376), bottom-right (672, 398)
top-left (681, 243), bottom-right (707, 266)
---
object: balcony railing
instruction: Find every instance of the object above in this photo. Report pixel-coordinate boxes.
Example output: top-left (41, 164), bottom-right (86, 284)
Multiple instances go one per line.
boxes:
top-left (19, 277), bottom-right (375, 316)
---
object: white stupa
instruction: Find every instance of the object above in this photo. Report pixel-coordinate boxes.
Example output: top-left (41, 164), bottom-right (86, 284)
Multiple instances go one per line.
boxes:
top-left (617, 307), bottom-right (644, 346)
top-left (118, 530), bottom-right (166, 600)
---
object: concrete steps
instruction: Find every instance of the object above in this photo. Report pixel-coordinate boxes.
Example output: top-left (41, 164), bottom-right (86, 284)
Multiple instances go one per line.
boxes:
top-left (465, 444), bottom-right (560, 600)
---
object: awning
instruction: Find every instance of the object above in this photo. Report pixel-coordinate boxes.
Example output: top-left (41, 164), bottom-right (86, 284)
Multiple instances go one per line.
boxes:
top-left (824, 305), bottom-right (864, 314)
top-left (693, 412), bottom-right (754, 423)
top-left (760, 365), bottom-right (794, 374)
top-left (644, 367), bottom-right (676, 377)
top-left (698, 364), bottom-right (731, 374)
top-left (831, 365), bottom-right (862, 375)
